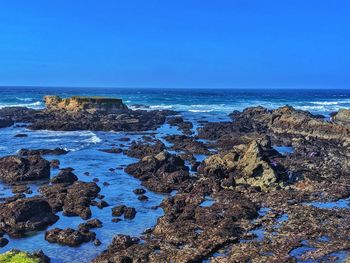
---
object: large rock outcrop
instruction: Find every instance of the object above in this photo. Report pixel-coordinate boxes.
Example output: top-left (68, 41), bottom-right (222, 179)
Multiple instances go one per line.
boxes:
top-left (331, 109), bottom-right (350, 124)
top-left (0, 197), bottom-right (59, 237)
top-left (199, 140), bottom-right (281, 190)
top-left (0, 155), bottom-right (50, 183)
top-left (44, 95), bottom-right (128, 113)
top-left (0, 97), bottom-right (174, 132)
top-left (125, 151), bottom-right (190, 193)
top-left (230, 106), bottom-right (350, 143)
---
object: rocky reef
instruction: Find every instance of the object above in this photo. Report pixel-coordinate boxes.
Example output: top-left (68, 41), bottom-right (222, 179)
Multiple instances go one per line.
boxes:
top-left (1, 103), bottom-right (350, 262)
top-left (0, 155), bottom-right (50, 183)
top-left (0, 196), bottom-right (58, 237)
top-left (0, 95), bottom-right (175, 131)
top-left (92, 105), bottom-right (350, 263)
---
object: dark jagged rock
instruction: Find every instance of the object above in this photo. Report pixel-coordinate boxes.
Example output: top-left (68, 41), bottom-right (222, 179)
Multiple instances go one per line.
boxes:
top-left (164, 135), bottom-right (211, 155)
top-left (124, 207), bottom-right (137, 219)
top-left (0, 117), bottom-right (14, 128)
top-left (19, 148), bottom-right (69, 156)
top-left (51, 169), bottom-right (78, 184)
top-left (125, 151), bottom-right (190, 193)
top-left (133, 188), bottom-right (146, 195)
top-left (93, 235), bottom-right (139, 263)
top-left (92, 200), bottom-right (109, 209)
top-left (45, 227), bottom-right (96, 247)
top-left (167, 116), bottom-right (194, 135)
top-left (14, 133), bottom-right (28, 137)
top-left (78, 219), bottom-right (103, 231)
top-left (0, 196), bottom-right (59, 237)
top-left (112, 205), bottom-right (126, 217)
top-left (39, 181), bottom-right (101, 219)
top-left (124, 140), bottom-right (165, 159)
top-left (229, 105), bottom-right (350, 142)
top-left (0, 237), bottom-right (9, 248)
top-left (99, 148), bottom-right (123, 154)
top-left (138, 195), bottom-right (149, 201)
top-left (0, 155), bottom-right (50, 183)
top-left (11, 184), bottom-right (30, 194)
top-left (50, 159), bottom-right (60, 169)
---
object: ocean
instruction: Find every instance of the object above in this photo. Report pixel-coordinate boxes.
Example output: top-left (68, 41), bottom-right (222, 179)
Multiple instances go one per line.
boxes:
top-left (1, 86), bottom-right (350, 119)
top-left (0, 86), bottom-right (349, 262)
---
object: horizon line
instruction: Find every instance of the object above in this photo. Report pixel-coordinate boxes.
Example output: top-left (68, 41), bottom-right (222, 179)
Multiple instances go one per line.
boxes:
top-left (0, 85), bottom-right (348, 90)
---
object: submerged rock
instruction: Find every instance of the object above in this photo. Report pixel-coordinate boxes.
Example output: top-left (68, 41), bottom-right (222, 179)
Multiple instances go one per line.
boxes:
top-left (19, 148), bottom-right (69, 156)
top-left (0, 155), bottom-right (50, 183)
top-left (99, 148), bottom-right (123, 154)
top-left (0, 196), bottom-right (59, 237)
top-left (14, 133), bottom-right (28, 137)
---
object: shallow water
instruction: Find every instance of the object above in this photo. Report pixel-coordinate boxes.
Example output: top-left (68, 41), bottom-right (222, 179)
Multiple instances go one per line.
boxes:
top-left (305, 198), bottom-right (350, 209)
top-left (273, 146), bottom-right (294, 155)
top-left (0, 125), bottom-right (175, 262)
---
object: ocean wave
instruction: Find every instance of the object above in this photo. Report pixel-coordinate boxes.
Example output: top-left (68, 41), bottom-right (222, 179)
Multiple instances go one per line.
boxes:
top-left (189, 109), bottom-right (214, 113)
top-left (15, 97), bottom-right (35, 102)
top-left (310, 101), bottom-right (339, 105)
top-left (83, 133), bottom-right (102, 143)
top-left (0, 101), bottom-right (43, 109)
top-left (310, 100), bottom-right (350, 106)
top-left (149, 105), bottom-right (174, 109)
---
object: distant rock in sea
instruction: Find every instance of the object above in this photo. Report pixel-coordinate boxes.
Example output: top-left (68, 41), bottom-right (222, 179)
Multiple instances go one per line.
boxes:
top-left (44, 95), bottom-right (128, 113)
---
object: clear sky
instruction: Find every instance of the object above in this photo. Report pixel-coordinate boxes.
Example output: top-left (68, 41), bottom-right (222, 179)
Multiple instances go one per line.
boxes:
top-left (0, 0), bottom-right (349, 89)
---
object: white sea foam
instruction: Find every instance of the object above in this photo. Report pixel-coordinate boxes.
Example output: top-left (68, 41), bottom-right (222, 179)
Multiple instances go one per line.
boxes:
top-left (15, 97), bottom-right (35, 102)
top-left (189, 109), bottom-right (213, 113)
top-left (149, 105), bottom-right (174, 109)
top-left (83, 133), bottom-right (102, 143)
top-left (0, 101), bottom-right (43, 109)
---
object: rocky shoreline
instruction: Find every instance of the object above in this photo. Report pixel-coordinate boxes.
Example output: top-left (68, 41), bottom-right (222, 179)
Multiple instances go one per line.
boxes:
top-left (0, 96), bottom-right (350, 262)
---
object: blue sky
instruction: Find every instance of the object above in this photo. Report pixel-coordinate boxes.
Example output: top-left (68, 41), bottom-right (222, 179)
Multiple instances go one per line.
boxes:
top-left (0, 0), bottom-right (349, 88)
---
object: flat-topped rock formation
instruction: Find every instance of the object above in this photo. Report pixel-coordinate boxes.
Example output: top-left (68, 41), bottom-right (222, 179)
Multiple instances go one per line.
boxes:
top-left (0, 96), bottom-right (176, 131)
top-left (44, 95), bottom-right (128, 113)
